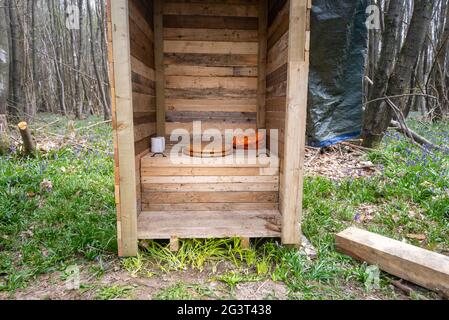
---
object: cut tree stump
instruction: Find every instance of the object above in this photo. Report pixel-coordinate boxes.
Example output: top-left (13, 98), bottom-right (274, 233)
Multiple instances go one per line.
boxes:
top-left (336, 227), bottom-right (449, 296)
top-left (0, 115), bottom-right (9, 155)
top-left (17, 122), bottom-right (36, 155)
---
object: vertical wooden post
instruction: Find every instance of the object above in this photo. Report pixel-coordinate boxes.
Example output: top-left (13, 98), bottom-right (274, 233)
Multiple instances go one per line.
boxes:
top-left (170, 237), bottom-right (180, 252)
top-left (109, 0), bottom-right (138, 257)
top-left (241, 237), bottom-right (250, 250)
top-left (154, 0), bottom-right (166, 137)
top-left (280, 0), bottom-right (311, 246)
top-left (257, 0), bottom-right (268, 129)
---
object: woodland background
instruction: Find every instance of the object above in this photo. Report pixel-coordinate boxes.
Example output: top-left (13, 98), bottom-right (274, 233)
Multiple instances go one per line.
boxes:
top-left (0, 0), bottom-right (448, 299)
top-left (0, 0), bottom-right (448, 147)
top-left (0, 0), bottom-right (110, 122)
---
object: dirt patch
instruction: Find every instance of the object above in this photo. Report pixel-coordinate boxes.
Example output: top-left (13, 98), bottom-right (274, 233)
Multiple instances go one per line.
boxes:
top-left (234, 281), bottom-right (288, 300)
top-left (2, 261), bottom-right (423, 301)
top-left (354, 203), bottom-right (381, 224)
top-left (305, 143), bottom-right (381, 180)
top-left (0, 261), bottom-right (288, 301)
top-left (1, 258), bottom-right (399, 301)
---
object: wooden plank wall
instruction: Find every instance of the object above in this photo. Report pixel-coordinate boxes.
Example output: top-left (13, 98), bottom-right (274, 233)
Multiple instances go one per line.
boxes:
top-left (129, 0), bottom-right (157, 211)
top-left (162, 0), bottom-right (261, 136)
top-left (130, 0), bottom-right (156, 155)
top-left (265, 0), bottom-right (289, 171)
top-left (141, 158), bottom-right (280, 212)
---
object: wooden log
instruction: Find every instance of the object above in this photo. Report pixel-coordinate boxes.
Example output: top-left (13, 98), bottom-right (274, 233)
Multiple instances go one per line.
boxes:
top-left (17, 122), bottom-right (36, 155)
top-left (391, 120), bottom-right (442, 151)
top-left (336, 227), bottom-right (449, 296)
top-left (0, 115), bottom-right (9, 155)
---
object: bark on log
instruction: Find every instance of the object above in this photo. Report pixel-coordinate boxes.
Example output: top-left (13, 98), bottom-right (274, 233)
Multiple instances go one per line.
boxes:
top-left (391, 120), bottom-right (442, 151)
top-left (17, 121), bottom-right (36, 155)
top-left (0, 114), bottom-right (9, 155)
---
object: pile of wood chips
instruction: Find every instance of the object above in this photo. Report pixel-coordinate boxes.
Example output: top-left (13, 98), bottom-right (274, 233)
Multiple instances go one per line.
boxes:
top-left (304, 142), bottom-right (381, 180)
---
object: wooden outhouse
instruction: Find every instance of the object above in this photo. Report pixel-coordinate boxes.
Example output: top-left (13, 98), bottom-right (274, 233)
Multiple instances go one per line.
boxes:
top-left (107, 0), bottom-right (311, 256)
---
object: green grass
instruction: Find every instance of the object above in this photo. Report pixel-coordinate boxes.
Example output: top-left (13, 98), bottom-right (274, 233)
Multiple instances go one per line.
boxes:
top-left (0, 113), bottom-right (448, 299)
top-left (0, 114), bottom-right (117, 291)
top-left (153, 282), bottom-right (218, 300)
top-left (132, 119), bottom-right (449, 299)
top-left (95, 285), bottom-right (135, 300)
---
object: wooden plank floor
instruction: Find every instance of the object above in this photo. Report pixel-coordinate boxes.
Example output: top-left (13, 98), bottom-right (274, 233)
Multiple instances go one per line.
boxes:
top-left (137, 210), bottom-right (281, 239)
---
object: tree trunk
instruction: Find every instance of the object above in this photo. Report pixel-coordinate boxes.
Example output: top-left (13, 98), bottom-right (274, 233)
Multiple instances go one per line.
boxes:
top-left (362, 0), bottom-right (435, 148)
top-left (367, 0), bottom-right (404, 103)
top-left (412, 51), bottom-right (426, 116)
top-left (74, 0), bottom-right (85, 119)
top-left (434, 2), bottom-right (449, 119)
top-left (0, 0), bottom-right (9, 115)
top-left (48, 0), bottom-right (67, 115)
top-left (0, 114), bottom-right (9, 155)
top-left (87, 1), bottom-right (110, 120)
top-left (8, 0), bottom-right (25, 118)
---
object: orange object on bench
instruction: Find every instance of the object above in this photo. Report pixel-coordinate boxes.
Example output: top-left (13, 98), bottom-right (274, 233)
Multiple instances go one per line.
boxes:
top-left (233, 131), bottom-right (266, 150)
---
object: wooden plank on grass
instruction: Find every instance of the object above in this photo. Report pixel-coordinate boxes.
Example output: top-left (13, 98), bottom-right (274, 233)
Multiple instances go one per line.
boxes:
top-left (336, 227), bottom-right (449, 295)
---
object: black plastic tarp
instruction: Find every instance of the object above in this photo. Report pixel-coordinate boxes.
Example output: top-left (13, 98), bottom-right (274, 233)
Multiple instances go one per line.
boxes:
top-left (307, 0), bottom-right (369, 147)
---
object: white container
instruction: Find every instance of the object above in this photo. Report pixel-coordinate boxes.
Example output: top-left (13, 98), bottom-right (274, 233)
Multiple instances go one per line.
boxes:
top-left (151, 137), bottom-right (166, 154)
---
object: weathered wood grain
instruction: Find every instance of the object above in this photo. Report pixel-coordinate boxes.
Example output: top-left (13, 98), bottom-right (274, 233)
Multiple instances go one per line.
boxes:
top-left (137, 210), bottom-right (282, 239)
top-left (164, 28), bottom-right (258, 42)
top-left (280, 0), bottom-right (309, 246)
top-left (337, 227), bottom-right (449, 296)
